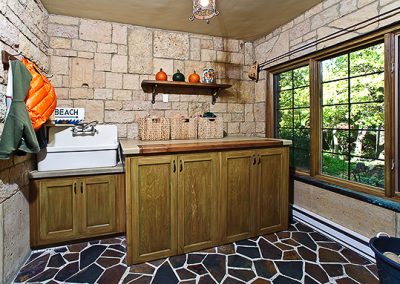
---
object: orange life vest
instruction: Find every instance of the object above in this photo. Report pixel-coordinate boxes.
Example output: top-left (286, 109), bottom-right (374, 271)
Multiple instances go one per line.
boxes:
top-left (22, 58), bottom-right (57, 131)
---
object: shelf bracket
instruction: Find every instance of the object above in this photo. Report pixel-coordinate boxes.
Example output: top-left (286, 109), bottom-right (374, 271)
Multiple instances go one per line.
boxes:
top-left (211, 89), bottom-right (220, 105)
top-left (151, 84), bottom-right (158, 104)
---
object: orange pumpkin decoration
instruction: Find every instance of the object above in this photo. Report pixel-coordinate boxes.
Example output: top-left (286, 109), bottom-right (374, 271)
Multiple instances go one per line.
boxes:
top-left (188, 70), bottom-right (201, 83)
top-left (155, 68), bottom-right (167, 81)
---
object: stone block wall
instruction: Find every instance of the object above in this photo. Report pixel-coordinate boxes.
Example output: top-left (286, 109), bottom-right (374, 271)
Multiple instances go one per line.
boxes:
top-left (0, 0), bottom-right (49, 283)
top-left (254, 0), bottom-right (400, 69)
top-left (47, 15), bottom-right (263, 138)
top-left (252, 0), bottom-right (400, 238)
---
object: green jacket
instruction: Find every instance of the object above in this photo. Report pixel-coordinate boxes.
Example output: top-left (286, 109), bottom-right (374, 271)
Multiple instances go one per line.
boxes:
top-left (0, 60), bottom-right (40, 159)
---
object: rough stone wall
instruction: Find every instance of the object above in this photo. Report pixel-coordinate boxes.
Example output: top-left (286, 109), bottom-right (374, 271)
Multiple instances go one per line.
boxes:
top-left (47, 15), bottom-right (263, 138)
top-left (252, 0), bottom-right (400, 238)
top-left (254, 0), bottom-right (399, 69)
top-left (0, 1), bottom-right (49, 283)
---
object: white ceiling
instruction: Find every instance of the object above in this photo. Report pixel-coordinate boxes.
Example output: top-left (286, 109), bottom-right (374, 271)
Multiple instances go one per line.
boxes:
top-left (41, 0), bottom-right (322, 41)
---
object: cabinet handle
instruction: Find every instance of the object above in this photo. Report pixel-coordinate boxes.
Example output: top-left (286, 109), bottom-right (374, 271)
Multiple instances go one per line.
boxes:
top-left (253, 156), bottom-right (257, 165)
top-left (258, 155), bottom-right (261, 165)
top-left (173, 160), bottom-right (176, 172)
top-left (74, 182), bottom-right (77, 194)
top-left (180, 160), bottom-right (183, 172)
top-left (81, 182), bottom-right (83, 194)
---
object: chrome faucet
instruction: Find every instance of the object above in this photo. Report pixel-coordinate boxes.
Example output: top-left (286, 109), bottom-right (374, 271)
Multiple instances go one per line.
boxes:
top-left (71, 121), bottom-right (98, 136)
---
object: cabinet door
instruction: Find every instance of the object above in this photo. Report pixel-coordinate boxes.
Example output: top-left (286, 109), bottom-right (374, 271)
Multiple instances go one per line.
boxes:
top-left (221, 150), bottom-right (257, 243)
top-left (80, 175), bottom-right (116, 236)
top-left (256, 147), bottom-right (289, 235)
top-left (178, 153), bottom-right (218, 253)
top-left (39, 179), bottom-right (78, 242)
top-left (128, 156), bottom-right (178, 264)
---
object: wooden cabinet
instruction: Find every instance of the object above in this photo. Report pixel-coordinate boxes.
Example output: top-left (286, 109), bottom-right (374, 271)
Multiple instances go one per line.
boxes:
top-left (255, 148), bottom-right (289, 235)
top-left (127, 156), bottom-right (178, 263)
top-left (80, 175), bottom-right (117, 235)
top-left (221, 150), bottom-right (257, 243)
top-left (178, 153), bottom-right (218, 253)
top-left (30, 174), bottom-right (125, 247)
top-left (221, 147), bottom-right (289, 242)
top-left (38, 178), bottom-right (78, 242)
top-left (125, 146), bottom-right (289, 265)
top-left (126, 153), bottom-right (219, 264)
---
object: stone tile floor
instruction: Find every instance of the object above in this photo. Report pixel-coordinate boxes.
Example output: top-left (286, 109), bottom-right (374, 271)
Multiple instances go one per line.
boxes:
top-left (14, 221), bottom-right (379, 283)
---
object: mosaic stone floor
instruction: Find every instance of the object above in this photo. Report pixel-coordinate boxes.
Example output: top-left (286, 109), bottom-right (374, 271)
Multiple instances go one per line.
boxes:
top-left (14, 221), bottom-right (379, 284)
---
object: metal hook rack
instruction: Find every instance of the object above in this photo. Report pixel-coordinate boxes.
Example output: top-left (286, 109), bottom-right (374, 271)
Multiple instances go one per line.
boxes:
top-left (1, 50), bottom-right (51, 78)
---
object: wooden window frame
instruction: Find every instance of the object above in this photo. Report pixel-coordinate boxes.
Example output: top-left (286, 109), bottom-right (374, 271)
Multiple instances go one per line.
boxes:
top-left (266, 25), bottom-right (399, 200)
top-left (273, 65), bottom-right (311, 171)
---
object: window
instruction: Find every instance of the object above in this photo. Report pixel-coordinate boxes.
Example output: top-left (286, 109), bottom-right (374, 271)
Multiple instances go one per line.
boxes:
top-left (321, 43), bottom-right (385, 188)
top-left (275, 66), bottom-right (311, 171)
top-left (270, 36), bottom-right (395, 197)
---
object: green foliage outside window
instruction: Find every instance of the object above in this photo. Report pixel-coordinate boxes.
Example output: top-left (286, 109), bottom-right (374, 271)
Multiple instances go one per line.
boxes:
top-left (275, 43), bottom-right (385, 189)
top-left (276, 66), bottom-right (310, 171)
top-left (321, 43), bottom-right (385, 188)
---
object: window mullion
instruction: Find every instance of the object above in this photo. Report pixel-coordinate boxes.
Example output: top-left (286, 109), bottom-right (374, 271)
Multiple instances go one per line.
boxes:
top-left (384, 33), bottom-right (396, 197)
top-left (309, 59), bottom-right (320, 177)
top-left (347, 54), bottom-right (351, 181)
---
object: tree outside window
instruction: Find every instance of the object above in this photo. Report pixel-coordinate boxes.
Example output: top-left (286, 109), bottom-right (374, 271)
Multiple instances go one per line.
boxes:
top-left (275, 66), bottom-right (310, 171)
top-left (321, 43), bottom-right (385, 189)
top-left (274, 43), bottom-right (385, 189)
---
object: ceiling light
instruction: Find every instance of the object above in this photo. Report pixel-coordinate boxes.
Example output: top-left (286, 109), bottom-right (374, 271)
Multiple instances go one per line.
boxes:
top-left (200, 0), bottom-right (210, 7)
top-left (189, 0), bottom-right (219, 24)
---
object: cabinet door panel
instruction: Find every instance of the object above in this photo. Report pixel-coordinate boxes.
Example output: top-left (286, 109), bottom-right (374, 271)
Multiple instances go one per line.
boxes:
top-left (221, 151), bottom-right (256, 243)
top-left (81, 175), bottom-right (116, 235)
top-left (128, 156), bottom-right (177, 264)
top-left (39, 179), bottom-right (78, 241)
top-left (257, 148), bottom-right (289, 234)
top-left (178, 153), bottom-right (218, 253)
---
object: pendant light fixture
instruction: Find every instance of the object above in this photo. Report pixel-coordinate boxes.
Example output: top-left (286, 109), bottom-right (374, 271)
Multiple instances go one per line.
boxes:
top-left (189, 0), bottom-right (219, 24)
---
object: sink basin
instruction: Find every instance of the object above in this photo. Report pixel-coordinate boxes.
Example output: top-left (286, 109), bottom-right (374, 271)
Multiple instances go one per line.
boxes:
top-left (37, 125), bottom-right (119, 171)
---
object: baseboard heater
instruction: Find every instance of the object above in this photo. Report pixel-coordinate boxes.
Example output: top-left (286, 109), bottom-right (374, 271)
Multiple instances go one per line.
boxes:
top-left (291, 204), bottom-right (375, 262)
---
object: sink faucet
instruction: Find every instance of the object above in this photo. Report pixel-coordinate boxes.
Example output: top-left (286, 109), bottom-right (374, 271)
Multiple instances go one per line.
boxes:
top-left (71, 121), bottom-right (98, 136)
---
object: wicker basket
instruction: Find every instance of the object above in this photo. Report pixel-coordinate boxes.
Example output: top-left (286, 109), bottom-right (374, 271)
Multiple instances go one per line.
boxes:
top-left (170, 117), bottom-right (198, 140)
top-left (138, 117), bottom-right (170, 141)
top-left (197, 117), bottom-right (223, 139)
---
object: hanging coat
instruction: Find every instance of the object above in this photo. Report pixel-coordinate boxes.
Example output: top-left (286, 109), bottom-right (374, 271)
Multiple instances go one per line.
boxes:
top-left (5, 61), bottom-right (13, 118)
top-left (22, 58), bottom-right (57, 131)
top-left (0, 60), bottom-right (40, 159)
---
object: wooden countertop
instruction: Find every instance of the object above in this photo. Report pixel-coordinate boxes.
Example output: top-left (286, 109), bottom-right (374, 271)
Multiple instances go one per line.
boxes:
top-left (120, 136), bottom-right (292, 155)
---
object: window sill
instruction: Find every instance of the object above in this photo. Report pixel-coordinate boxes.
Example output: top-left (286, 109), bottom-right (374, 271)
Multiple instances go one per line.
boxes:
top-left (292, 174), bottom-right (400, 213)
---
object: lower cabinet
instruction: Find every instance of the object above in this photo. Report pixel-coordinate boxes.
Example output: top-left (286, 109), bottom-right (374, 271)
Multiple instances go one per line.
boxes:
top-left (30, 174), bottom-right (125, 247)
top-left (221, 150), bottom-right (257, 243)
top-left (126, 147), bottom-right (289, 265)
top-left (127, 155), bottom-right (178, 263)
top-left (255, 148), bottom-right (289, 235)
top-left (126, 153), bottom-right (218, 264)
top-left (220, 147), bottom-right (289, 243)
top-left (178, 153), bottom-right (218, 253)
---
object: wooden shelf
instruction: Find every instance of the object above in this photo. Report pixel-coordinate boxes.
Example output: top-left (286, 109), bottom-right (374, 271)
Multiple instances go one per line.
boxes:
top-left (141, 80), bottom-right (231, 104)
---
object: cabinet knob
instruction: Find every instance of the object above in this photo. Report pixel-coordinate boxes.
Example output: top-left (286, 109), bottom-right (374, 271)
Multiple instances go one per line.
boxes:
top-left (173, 160), bottom-right (176, 173)
top-left (73, 182), bottom-right (77, 194)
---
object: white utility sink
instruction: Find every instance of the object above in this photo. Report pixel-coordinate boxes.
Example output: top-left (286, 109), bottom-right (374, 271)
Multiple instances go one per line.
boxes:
top-left (37, 125), bottom-right (119, 171)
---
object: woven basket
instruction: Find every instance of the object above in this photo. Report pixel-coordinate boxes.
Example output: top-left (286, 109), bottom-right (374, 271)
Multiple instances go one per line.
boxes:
top-left (197, 117), bottom-right (223, 139)
top-left (138, 117), bottom-right (170, 141)
top-left (170, 117), bottom-right (197, 140)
